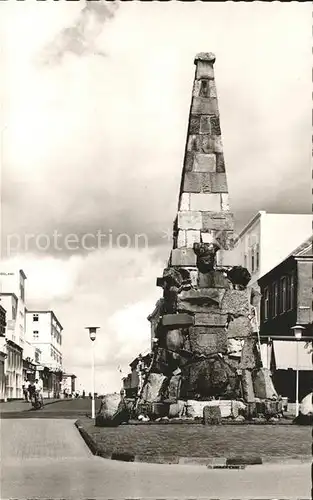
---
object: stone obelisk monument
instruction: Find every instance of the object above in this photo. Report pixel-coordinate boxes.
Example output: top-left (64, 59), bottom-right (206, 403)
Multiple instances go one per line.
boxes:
top-left (138, 53), bottom-right (280, 420)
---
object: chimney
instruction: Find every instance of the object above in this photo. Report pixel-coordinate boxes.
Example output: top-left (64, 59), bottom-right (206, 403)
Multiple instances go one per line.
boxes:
top-left (174, 52), bottom-right (234, 258)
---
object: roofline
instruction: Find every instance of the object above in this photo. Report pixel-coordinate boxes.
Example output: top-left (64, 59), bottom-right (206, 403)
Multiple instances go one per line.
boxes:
top-left (0, 292), bottom-right (18, 301)
top-left (237, 211), bottom-right (312, 240)
top-left (26, 310), bottom-right (63, 330)
top-left (236, 211), bottom-right (266, 239)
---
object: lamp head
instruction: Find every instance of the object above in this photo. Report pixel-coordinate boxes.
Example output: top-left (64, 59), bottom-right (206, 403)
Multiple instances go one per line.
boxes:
top-left (291, 325), bottom-right (305, 340)
top-left (85, 326), bottom-right (100, 341)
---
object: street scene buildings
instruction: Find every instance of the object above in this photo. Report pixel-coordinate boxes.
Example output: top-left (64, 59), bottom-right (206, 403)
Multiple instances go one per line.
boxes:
top-left (0, 269), bottom-right (76, 400)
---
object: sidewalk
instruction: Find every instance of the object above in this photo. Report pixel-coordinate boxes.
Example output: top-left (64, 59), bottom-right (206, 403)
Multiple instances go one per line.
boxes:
top-left (0, 398), bottom-right (60, 413)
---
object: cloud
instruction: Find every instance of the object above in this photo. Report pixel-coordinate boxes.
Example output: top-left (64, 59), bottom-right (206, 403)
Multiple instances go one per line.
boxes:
top-left (38, 0), bottom-right (118, 65)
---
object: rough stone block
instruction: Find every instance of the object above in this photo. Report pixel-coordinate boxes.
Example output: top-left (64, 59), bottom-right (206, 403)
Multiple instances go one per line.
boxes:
top-left (179, 193), bottom-right (190, 210)
top-left (200, 232), bottom-right (215, 244)
top-left (203, 405), bottom-right (222, 425)
top-left (200, 135), bottom-right (214, 154)
top-left (210, 173), bottom-right (228, 193)
top-left (221, 193), bottom-right (230, 211)
top-left (192, 80), bottom-right (201, 97)
top-left (202, 173), bottom-right (213, 192)
top-left (252, 368), bottom-right (278, 400)
top-left (183, 172), bottom-right (202, 193)
top-left (211, 135), bottom-right (223, 153)
top-left (189, 115), bottom-right (200, 134)
top-left (187, 135), bottom-right (201, 152)
top-left (240, 338), bottom-right (258, 370)
top-left (189, 270), bottom-right (198, 287)
top-left (194, 312), bottom-right (228, 326)
top-left (221, 289), bottom-right (250, 316)
top-left (241, 370), bottom-right (255, 402)
top-left (198, 270), bottom-right (231, 289)
top-left (162, 313), bottom-right (194, 328)
top-left (199, 115), bottom-right (211, 134)
top-left (227, 338), bottom-right (244, 357)
top-left (213, 230), bottom-right (235, 251)
top-left (199, 79), bottom-right (210, 98)
top-left (192, 97), bottom-right (219, 115)
top-left (189, 326), bottom-right (228, 356)
top-left (177, 230), bottom-right (186, 248)
top-left (170, 248), bottom-right (197, 267)
top-left (202, 212), bottom-right (234, 231)
top-left (195, 62), bottom-right (215, 80)
top-left (184, 151), bottom-right (195, 172)
top-left (193, 153), bottom-right (216, 173)
top-left (178, 211), bottom-right (202, 230)
top-left (186, 230), bottom-right (201, 248)
top-left (210, 116), bottom-right (220, 134)
top-left (208, 80), bottom-right (217, 98)
top-left (190, 193), bottom-right (221, 211)
top-left (216, 153), bottom-right (225, 173)
top-left (227, 316), bottom-right (253, 339)
top-left (179, 288), bottom-right (225, 306)
top-left (165, 329), bottom-right (185, 352)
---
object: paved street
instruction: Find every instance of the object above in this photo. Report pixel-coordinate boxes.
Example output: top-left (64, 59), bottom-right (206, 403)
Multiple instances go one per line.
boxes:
top-left (0, 415), bottom-right (311, 499)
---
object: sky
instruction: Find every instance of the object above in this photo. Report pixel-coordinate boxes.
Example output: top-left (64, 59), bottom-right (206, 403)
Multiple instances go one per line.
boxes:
top-left (1, 1), bottom-right (311, 392)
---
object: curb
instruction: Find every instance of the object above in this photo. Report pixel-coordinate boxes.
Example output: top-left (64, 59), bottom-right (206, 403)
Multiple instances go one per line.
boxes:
top-left (74, 420), bottom-right (265, 468)
top-left (75, 420), bottom-right (311, 468)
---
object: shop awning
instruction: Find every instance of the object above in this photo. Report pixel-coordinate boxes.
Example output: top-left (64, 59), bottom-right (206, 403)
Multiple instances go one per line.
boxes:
top-left (273, 341), bottom-right (313, 371)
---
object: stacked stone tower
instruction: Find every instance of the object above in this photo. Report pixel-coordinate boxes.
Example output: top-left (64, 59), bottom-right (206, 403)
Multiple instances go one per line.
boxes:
top-left (173, 52), bottom-right (234, 265)
top-left (138, 53), bottom-right (279, 420)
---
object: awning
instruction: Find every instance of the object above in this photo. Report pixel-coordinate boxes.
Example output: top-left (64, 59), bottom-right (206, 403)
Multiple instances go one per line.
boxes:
top-left (273, 341), bottom-right (313, 371)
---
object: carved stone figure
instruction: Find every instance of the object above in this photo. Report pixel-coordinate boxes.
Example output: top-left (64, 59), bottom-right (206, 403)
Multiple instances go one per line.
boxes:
top-left (226, 266), bottom-right (251, 289)
top-left (193, 242), bottom-right (220, 273)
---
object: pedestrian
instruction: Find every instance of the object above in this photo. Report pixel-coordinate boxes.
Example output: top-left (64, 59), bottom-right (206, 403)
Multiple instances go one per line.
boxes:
top-left (28, 380), bottom-right (35, 403)
top-left (34, 378), bottom-right (44, 407)
top-left (22, 378), bottom-right (29, 402)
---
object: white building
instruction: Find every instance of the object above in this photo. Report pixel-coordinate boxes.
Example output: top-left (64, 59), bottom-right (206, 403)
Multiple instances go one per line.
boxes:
top-left (25, 310), bottom-right (63, 371)
top-left (25, 310), bottom-right (63, 398)
top-left (0, 270), bottom-right (27, 399)
top-left (226, 211), bottom-right (313, 287)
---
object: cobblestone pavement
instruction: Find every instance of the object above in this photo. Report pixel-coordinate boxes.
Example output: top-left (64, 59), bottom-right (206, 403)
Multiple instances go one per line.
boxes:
top-left (1, 418), bottom-right (311, 499)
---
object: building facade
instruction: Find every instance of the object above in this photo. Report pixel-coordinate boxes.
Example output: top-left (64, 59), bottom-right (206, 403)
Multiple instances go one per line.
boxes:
top-left (25, 310), bottom-right (63, 398)
top-left (258, 236), bottom-right (313, 402)
top-left (0, 305), bottom-right (7, 400)
top-left (228, 212), bottom-right (312, 286)
top-left (0, 270), bottom-right (27, 399)
top-left (61, 373), bottom-right (77, 397)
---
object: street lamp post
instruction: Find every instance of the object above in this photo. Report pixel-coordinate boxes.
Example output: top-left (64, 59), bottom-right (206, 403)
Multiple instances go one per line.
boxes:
top-left (85, 327), bottom-right (99, 420)
top-left (291, 325), bottom-right (305, 418)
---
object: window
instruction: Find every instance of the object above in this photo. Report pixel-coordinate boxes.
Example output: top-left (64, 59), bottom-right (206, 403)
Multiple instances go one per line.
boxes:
top-left (264, 287), bottom-right (269, 321)
top-left (272, 282), bottom-right (278, 317)
top-left (244, 254), bottom-right (247, 268)
top-left (50, 348), bottom-right (53, 358)
top-left (290, 273), bottom-right (295, 310)
top-left (251, 253), bottom-right (255, 273)
top-left (256, 244), bottom-right (260, 271)
top-left (20, 283), bottom-right (25, 302)
top-left (33, 330), bottom-right (39, 339)
top-left (12, 303), bottom-right (17, 320)
top-left (35, 350), bottom-right (40, 363)
top-left (280, 277), bottom-right (287, 313)
top-left (33, 314), bottom-right (39, 322)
